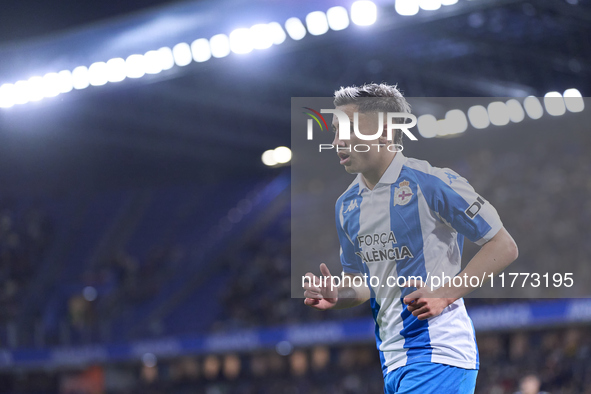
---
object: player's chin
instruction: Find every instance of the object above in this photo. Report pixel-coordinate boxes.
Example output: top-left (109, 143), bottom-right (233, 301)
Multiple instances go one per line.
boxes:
top-left (343, 162), bottom-right (357, 174)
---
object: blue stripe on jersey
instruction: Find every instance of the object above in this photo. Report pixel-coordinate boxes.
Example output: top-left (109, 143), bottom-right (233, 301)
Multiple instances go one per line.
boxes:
top-left (337, 187), bottom-right (388, 373)
top-left (469, 318), bottom-right (479, 366)
top-left (390, 182), bottom-right (433, 364)
top-left (370, 293), bottom-right (387, 375)
top-left (406, 168), bottom-right (492, 244)
top-left (336, 184), bottom-right (364, 274)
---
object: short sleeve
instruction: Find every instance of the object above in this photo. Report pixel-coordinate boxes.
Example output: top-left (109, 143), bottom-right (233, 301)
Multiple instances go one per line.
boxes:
top-left (335, 198), bottom-right (364, 274)
top-left (417, 168), bottom-right (503, 246)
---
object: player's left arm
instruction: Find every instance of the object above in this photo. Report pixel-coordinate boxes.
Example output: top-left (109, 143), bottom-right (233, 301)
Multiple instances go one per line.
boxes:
top-left (404, 226), bottom-right (518, 320)
top-left (403, 167), bottom-right (518, 320)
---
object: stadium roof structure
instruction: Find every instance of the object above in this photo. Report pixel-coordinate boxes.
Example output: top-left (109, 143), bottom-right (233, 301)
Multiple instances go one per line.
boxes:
top-left (0, 0), bottom-right (589, 193)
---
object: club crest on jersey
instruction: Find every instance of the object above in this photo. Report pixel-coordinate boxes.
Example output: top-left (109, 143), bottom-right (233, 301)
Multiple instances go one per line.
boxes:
top-left (393, 180), bottom-right (413, 206)
top-left (344, 199), bottom-right (359, 213)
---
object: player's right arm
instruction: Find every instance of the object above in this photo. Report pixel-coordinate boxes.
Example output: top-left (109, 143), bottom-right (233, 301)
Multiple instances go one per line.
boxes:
top-left (303, 263), bottom-right (370, 310)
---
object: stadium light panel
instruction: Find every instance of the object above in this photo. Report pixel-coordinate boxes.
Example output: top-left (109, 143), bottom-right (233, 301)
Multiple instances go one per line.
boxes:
top-left (563, 88), bottom-right (584, 113)
top-left (327, 6), bottom-right (350, 31)
top-left (72, 66), bottom-right (90, 90)
top-left (144, 50), bottom-right (164, 74)
top-left (395, 0), bottom-right (420, 16)
top-left (12, 80), bottom-right (30, 105)
top-left (487, 101), bottom-right (510, 126)
top-left (250, 24), bottom-right (273, 50)
top-left (229, 28), bottom-right (253, 54)
top-left (285, 17), bottom-right (307, 40)
top-left (125, 54), bottom-right (146, 79)
top-left (436, 119), bottom-right (451, 136)
top-left (445, 109), bottom-right (468, 134)
top-left (57, 70), bottom-right (74, 93)
top-left (505, 99), bottom-right (525, 123)
top-left (273, 146), bottom-right (292, 164)
top-left (419, 0), bottom-right (441, 11)
top-left (523, 96), bottom-right (543, 119)
top-left (417, 114), bottom-right (438, 138)
top-left (88, 62), bottom-right (108, 86)
top-left (172, 43), bottom-right (192, 66)
top-left (191, 38), bottom-right (212, 62)
top-left (544, 91), bottom-right (566, 116)
top-left (41, 72), bottom-right (61, 98)
top-left (0, 83), bottom-right (15, 108)
top-left (26, 76), bottom-right (44, 102)
top-left (351, 1), bottom-right (377, 26)
top-left (268, 22), bottom-right (287, 45)
top-left (210, 34), bottom-right (231, 58)
top-left (262, 149), bottom-right (278, 166)
top-left (306, 11), bottom-right (329, 36)
top-left (106, 58), bottom-right (126, 83)
top-left (158, 47), bottom-right (175, 70)
top-left (467, 105), bottom-right (490, 129)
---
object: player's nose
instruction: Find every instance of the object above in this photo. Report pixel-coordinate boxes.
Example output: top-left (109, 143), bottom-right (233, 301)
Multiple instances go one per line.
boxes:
top-left (332, 132), bottom-right (346, 148)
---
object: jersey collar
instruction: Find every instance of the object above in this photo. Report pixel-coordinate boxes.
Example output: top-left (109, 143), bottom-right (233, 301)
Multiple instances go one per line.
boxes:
top-left (356, 152), bottom-right (407, 194)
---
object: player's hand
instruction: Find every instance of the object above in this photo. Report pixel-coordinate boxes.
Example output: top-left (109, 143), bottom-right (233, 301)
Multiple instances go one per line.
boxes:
top-left (402, 279), bottom-right (453, 320)
top-left (303, 263), bottom-right (338, 311)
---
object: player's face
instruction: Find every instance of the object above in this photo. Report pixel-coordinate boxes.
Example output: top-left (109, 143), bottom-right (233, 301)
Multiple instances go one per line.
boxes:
top-left (332, 104), bottom-right (385, 175)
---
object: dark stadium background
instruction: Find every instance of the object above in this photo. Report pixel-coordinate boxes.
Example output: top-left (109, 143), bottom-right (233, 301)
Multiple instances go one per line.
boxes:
top-left (0, 0), bottom-right (590, 393)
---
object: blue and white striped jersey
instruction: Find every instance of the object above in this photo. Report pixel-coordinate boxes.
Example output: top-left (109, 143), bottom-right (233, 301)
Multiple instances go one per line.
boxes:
top-left (335, 152), bottom-right (503, 375)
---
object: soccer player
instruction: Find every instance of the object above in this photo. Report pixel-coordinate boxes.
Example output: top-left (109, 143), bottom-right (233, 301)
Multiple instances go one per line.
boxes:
top-left (303, 84), bottom-right (519, 393)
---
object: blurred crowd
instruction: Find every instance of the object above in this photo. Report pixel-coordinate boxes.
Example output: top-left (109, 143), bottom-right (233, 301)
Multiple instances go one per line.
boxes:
top-left (3, 325), bottom-right (590, 394)
top-left (0, 201), bottom-right (52, 326)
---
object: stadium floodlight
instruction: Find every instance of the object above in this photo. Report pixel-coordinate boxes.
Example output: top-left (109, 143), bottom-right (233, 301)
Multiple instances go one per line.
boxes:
top-left (417, 114), bottom-right (438, 138)
top-left (351, 1), bottom-right (377, 26)
top-left (544, 91), bottom-right (566, 116)
top-left (88, 62), bottom-right (108, 86)
top-left (229, 28), bottom-right (253, 54)
top-left (563, 88), bottom-right (584, 113)
top-left (26, 76), bottom-right (44, 102)
top-left (262, 149), bottom-right (277, 166)
top-left (0, 83), bottom-right (15, 108)
top-left (250, 24), bottom-right (273, 50)
top-left (106, 58), bottom-right (126, 83)
top-left (506, 99), bottom-right (525, 123)
top-left (12, 80), bottom-right (30, 105)
top-left (172, 43), bottom-right (192, 66)
top-left (158, 47), bottom-right (175, 71)
top-left (441, 0), bottom-right (458, 5)
top-left (191, 38), bottom-right (212, 62)
top-left (419, 0), bottom-right (441, 11)
top-left (523, 96), bottom-right (543, 119)
top-left (268, 22), bottom-right (287, 45)
top-left (273, 146), bottom-right (292, 164)
top-left (125, 54), bottom-right (146, 79)
top-left (72, 66), bottom-right (90, 90)
top-left (467, 105), bottom-right (490, 129)
top-left (436, 119), bottom-right (450, 136)
top-left (285, 17), bottom-right (307, 40)
top-left (306, 11), bottom-right (329, 36)
top-left (57, 70), bottom-right (74, 93)
top-left (445, 109), bottom-right (468, 134)
top-left (41, 72), bottom-right (61, 98)
top-left (395, 0), bottom-right (420, 16)
top-left (327, 6), bottom-right (350, 31)
top-left (210, 34), bottom-right (231, 58)
top-left (487, 101), bottom-right (510, 126)
top-left (144, 50), bottom-right (164, 74)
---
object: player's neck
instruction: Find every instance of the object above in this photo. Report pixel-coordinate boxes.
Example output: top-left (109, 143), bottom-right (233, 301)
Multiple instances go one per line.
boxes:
top-left (361, 153), bottom-right (397, 190)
